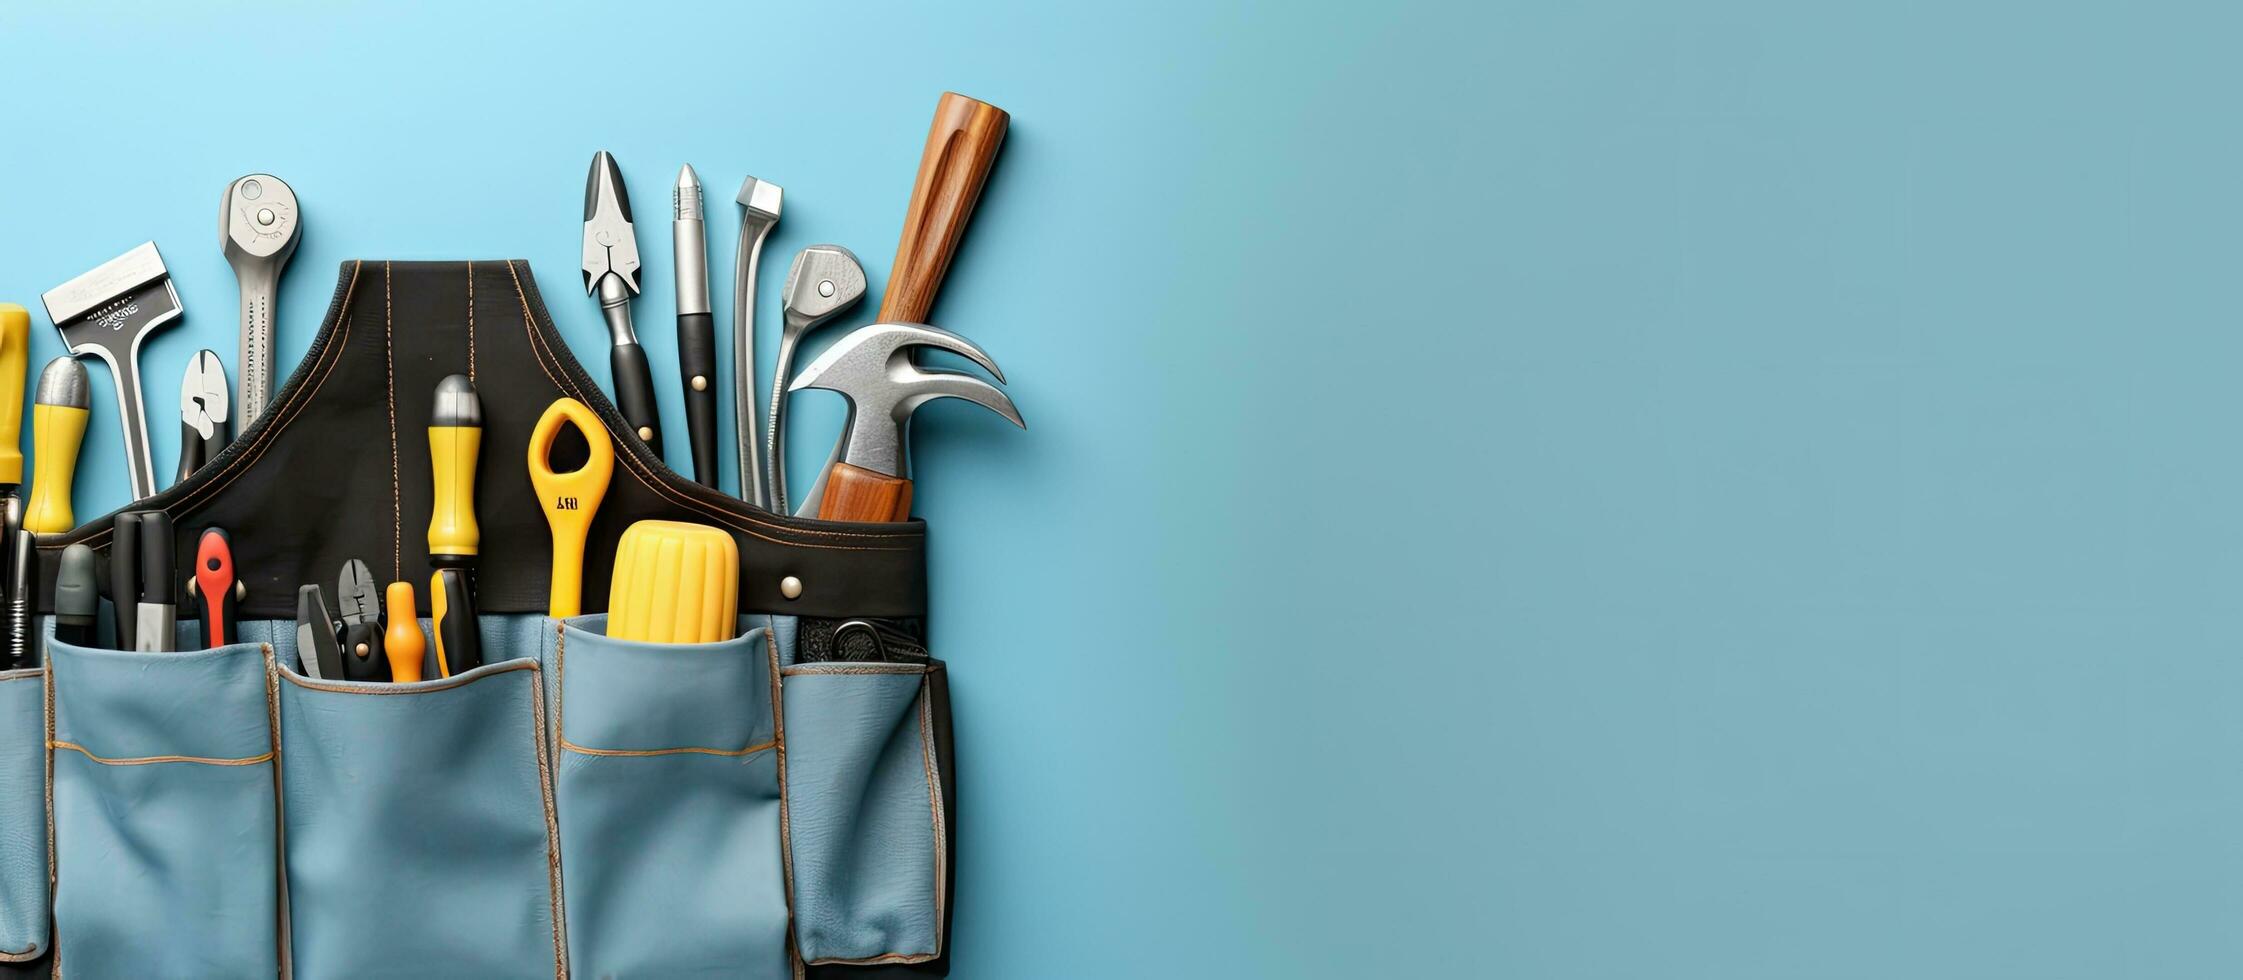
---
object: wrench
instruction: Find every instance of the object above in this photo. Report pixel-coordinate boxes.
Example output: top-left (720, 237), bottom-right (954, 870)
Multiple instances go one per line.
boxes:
top-left (766, 245), bottom-right (866, 513)
top-left (221, 174), bottom-right (301, 429)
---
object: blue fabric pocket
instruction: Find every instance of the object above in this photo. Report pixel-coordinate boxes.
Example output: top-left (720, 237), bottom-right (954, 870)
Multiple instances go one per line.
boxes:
top-left (277, 644), bottom-right (563, 979)
top-left (553, 615), bottom-right (789, 978)
top-left (0, 667), bottom-right (47, 963)
top-left (47, 638), bottom-right (281, 979)
top-left (781, 661), bottom-right (948, 966)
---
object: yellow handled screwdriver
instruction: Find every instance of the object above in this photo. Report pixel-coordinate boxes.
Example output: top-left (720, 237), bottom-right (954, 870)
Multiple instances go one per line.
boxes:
top-left (428, 374), bottom-right (481, 576)
top-left (385, 581), bottom-right (425, 683)
top-left (24, 358), bottom-right (89, 533)
top-left (0, 304), bottom-right (28, 495)
top-left (527, 398), bottom-right (613, 618)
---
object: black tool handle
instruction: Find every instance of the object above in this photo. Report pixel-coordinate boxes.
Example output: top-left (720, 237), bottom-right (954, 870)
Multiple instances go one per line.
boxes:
top-left (109, 513), bottom-right (141, 651)
top-left (610, 342), bottom-right (663, 455)
top-left (340, 622), bottom-right (390, 682)
top-left (6, 531), bottom-right (31, 669)
top-left (176, 420), bottom-right (200, 485)
top-left (677, 311), bottom-right (720, 487)
top-left (433, 568), bottom-right (482, 676)
top-left (139, 513), bottom-right (174, 606)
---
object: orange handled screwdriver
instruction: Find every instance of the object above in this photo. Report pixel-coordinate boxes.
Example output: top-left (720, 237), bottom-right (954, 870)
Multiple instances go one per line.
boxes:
top-left (385, 581), bottom-right (425, 683)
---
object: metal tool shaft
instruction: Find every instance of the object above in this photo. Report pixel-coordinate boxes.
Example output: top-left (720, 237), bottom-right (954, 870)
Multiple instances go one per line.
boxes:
top-left (733, 177), bottom-right (781, 508)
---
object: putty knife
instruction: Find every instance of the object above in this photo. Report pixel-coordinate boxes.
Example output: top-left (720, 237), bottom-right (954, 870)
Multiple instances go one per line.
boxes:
top-left (41, 242), bottom-right (182, 501)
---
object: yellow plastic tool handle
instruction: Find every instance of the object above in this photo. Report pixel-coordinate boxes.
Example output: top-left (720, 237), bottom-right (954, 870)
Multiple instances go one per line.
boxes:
top-left (527, 399), bottom-right (614, 618)
top-left (0, 305), bottom-right (28, 485)
top-left (23, 402), bottom-right (87, 533)
top-left (385, 582), bottom-right (425, 683)
top-left (428, 423), bottom-right (482, 561)
top-left (607, 520), bottom-right (738, 644)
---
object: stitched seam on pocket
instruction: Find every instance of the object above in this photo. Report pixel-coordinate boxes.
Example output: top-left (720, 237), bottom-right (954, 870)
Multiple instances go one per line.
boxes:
top-left (466, 261), bottom-right (478, 383)
top-left (559, 738), bottom-right (776, 758)
top-left (920, 675), bottom-right (946, 958)
top-left (278, 659), bottom-right (538, 694)
top-left (49, 742), bottom-right (272, 767)
top-left (530, 658), bottom-right (566, 980)
top-left (779, 664), bottom-right (933, 677)
top-left (0, 671), bottom-right (43, 961)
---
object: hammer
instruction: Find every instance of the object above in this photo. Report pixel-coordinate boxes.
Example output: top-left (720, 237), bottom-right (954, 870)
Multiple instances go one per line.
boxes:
top-left (787, 92), bottom-right (1016, 522)
top-left (790, 323), bottom-right (1022, 522)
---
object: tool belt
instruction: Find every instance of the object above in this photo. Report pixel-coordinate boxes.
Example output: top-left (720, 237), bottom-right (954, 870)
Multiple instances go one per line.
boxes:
top-left (0, 261), bottom-right (955, 978)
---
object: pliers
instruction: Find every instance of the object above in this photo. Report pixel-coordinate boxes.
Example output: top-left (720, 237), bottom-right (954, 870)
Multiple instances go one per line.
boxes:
top-left (176, 349), bottom-right (230, 485)
top-left (582, 151), bottom-right (663, 454)
top-left (337, 558), bottom-right (389, 681)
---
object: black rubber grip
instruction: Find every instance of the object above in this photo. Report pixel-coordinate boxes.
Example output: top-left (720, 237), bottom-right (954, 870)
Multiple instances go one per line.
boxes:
top-left (677, 311), bottom-right (720, 487)
top-left (435, 569), bottom-right (482, 675)
top-left (139, 513), bottom-right (174, 605)
top-left (610, 342), bottom-right (664, 456)
top-left (109, 513), bottom-right (139, 650)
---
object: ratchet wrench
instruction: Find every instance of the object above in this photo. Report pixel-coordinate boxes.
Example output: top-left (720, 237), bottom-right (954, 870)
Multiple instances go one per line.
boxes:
top-left (221, 174), bottom-right (301, 428)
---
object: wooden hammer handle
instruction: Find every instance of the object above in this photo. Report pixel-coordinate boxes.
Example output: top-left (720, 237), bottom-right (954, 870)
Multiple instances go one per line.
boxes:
top-left (878, 92), bottom-right (1010, 324)
top-left (816, 462), bottom-right (917, 524)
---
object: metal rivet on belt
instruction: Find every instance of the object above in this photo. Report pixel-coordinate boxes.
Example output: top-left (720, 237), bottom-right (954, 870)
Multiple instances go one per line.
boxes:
top-left (779, 575), bottom-right (802, 600)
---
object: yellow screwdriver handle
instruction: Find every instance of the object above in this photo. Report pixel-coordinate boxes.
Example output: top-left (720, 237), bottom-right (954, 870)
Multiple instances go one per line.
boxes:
top-left (0, 305), bottom-right (29, 486)
top-left (527, 398), bottom-right (613, 618)
top-left (24, 400), bottom-right (87, 533)
top-left (427, 376), bottom-right (482, 565)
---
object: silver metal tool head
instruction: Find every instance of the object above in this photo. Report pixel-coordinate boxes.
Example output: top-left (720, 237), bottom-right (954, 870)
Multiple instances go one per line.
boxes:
top-left (220, 175), bottom-right (301, 263)
top-left (737, 175), bottom-right (782, 222)
top-left (35, 357), bottom-right (88, 410)
top-left (180, 350), bottom-right (229, 441)
top-left (338, 559), bottom-right (380, 625)
top-left (431, 374), bottom-right (481, 426)
top-left (782, 245), bottom-right (868, 332)
top-left (788, 322), bottom-right (1024, 479)
top-left (672, 164), bottom-right (704, 221)
top-left (582, 150), bottom-right (641, 294)
top-left (41, 242), bottom-right (180, 340)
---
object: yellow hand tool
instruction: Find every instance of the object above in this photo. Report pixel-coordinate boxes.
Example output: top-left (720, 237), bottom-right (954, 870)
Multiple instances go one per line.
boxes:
top-left (24, 358), bottom-right (89, 533)
top-left (428, 375), bottom-right (481, 575)
top-left (607, 520), bottom-right (738, 644)
top-left (0, 304), bottom-right (29, 490)
top-left (527, 398), bottom-right (613, 618)
top-left (385, 581), bottom-right (426, 683)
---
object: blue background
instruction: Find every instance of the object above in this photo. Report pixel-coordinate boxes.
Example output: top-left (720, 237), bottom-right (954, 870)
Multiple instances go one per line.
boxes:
top-left (3, 1), bottom-right (2236, 977)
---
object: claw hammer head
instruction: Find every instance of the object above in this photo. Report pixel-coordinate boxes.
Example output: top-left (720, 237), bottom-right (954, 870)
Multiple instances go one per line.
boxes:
top-left (789, 322), bottom-right (1023, 522)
